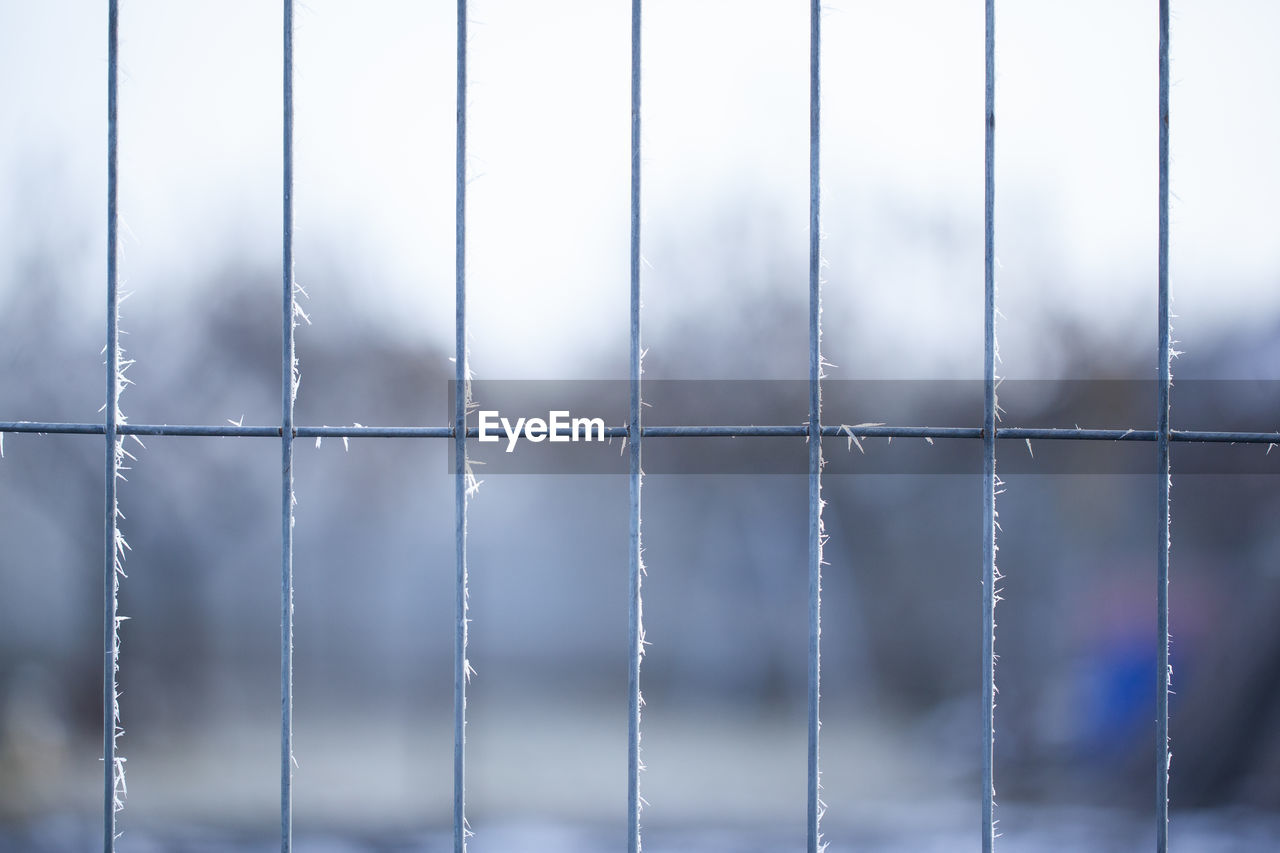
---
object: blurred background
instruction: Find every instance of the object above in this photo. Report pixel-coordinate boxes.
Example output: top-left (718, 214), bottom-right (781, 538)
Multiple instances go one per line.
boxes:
top-left (2, 1), bottom-right (1279, 850)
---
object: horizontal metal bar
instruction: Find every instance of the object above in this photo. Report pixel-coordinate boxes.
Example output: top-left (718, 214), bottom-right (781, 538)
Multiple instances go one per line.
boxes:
top-left (999, 427), bottom-right (1156, 441)
top-left (1, 421), bottom-right (107, 434)
top-left (3, 421), bottom-right (1278, 445)
top-left (1169, 430), bottom-right (1279, 444)
top-left (129, 424), bottom-right (281, 437)
top-left (999, 427), bottom-right (1280, 444)
top-left (0, 423), bottom-right (443, 438)
top-left (300, 426), bottom-right (453, 439)
top-left (825, 426), bottom-right (983, 440)
top-left (645, 425), bottom-right (811, 437)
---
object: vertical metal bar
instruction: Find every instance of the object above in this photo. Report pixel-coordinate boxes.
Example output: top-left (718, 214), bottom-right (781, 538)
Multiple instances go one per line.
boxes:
top-left (280, 1), bottom-right (296, 849)
top-left (103, 2), bottom-right (120, 849)
top-left (454, 1), bottom-right (469, 850)
top-left (981, 0), bottom-right (997, 849)
top-left (627, 3), bottom-right (644, 852)
top-left (806, 2), bottom-right (823, 851)
top-left (1156, 1), bottom-right (1171, 849)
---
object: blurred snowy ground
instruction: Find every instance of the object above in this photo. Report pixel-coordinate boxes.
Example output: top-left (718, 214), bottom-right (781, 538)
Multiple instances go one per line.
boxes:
top-left (2, 704), bottom-right (1277, 851)
top-left (5, 807), bottom-right (1280, 852)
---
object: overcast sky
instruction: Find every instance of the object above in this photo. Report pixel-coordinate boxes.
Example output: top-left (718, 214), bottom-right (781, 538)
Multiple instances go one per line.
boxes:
top-left (1, 1), bottom-right (1277, 381)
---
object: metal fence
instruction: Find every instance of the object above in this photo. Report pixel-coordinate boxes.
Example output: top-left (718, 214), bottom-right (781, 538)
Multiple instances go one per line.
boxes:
top-left (2, 2), bottom-right (1277, 852)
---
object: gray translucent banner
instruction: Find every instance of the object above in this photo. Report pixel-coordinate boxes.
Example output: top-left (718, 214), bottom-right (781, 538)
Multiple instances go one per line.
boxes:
top-left (445, 380), bottom-right (1280, 474)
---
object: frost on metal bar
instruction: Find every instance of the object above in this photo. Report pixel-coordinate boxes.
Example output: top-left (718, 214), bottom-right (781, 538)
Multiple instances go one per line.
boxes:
top-left (103, 2), bottom-right (127, 848)
top-left (627, 3), bottom-right (645, 851)
top-left (4, 420), bottom-right (1279, 445)
top-left (280, 1), bottom-right (298, 849)
top-left (981, 0), bottom-right (998, 849)
top-left (454, 2), bottom-right (472, 850)
top-left (1156, 1), bottom-right (1172, 849)
top-left (806, 3), bottom-right (825, 851)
